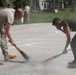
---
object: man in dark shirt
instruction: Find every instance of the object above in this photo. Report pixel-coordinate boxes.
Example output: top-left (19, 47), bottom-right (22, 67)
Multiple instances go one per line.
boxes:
top-left (52, 18), bottom-right (76, 68)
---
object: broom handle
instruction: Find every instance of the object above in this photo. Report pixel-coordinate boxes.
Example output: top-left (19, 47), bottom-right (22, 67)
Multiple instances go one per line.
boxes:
top-left (14, 44), bottom-right (29, 60)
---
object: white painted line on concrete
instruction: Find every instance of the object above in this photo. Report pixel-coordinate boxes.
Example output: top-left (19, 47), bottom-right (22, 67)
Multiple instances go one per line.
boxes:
top-left (8, 42), bottom-right (53, 49)
top-left (8, 43), bottom-right (32, 49)
top-left (0, 42), bottom-right (54, 51)
top-left (0, 42), bottom-right (71, 51)
top-left (0, 44), bottom-right (32, 50)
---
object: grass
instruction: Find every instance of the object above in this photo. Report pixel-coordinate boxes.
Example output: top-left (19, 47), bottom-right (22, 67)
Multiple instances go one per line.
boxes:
top-left (14, 11), bottom-right (76, 24)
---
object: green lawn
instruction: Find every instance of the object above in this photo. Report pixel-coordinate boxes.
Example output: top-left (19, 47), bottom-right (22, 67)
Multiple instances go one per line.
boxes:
top-left (30, 11), bottom-right (76, 23)
top-left (14, 11), bottom-right (76, 24)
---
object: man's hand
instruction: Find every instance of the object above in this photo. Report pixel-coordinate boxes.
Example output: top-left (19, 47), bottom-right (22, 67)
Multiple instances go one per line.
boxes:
top-left (8, 40), bottom-right (16, 46)
top-left (62, 49), bottom-right (68, 54)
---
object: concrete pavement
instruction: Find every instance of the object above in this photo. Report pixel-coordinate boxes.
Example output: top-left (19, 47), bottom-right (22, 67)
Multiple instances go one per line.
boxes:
top-left (0, 23), bottom-right (76, 75)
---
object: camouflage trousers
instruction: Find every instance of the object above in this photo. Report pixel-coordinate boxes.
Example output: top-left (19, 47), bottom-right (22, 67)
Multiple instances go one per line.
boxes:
top-left (0, 27), bottom-right (8, 55)
top-left (24, 13), bottom-right (30, 24)
top-left (71, 34), bottom-right (76, 60)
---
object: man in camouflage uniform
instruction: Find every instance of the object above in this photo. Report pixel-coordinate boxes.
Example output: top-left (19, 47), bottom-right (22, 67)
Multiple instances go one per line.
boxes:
top-left (24, 5), bottom-right (30, 24)
top-left (0, 8), bottom-right (24, 65)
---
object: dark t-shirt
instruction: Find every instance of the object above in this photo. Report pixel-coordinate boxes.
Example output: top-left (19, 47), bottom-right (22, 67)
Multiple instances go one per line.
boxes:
top-left (61, 19), bottom-right (76, 31)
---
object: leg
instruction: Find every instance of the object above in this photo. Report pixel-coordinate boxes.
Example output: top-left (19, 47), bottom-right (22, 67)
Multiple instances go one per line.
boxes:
top-left (1, 28), bottom-right (16, 61)
top-left (1, 33), bottom-right (8, 56)
top-left (27, 14), bottom-right (30, 24)
top-left (24, 13), bottom-right (30, 24)
top-left (25, 14), bottom-right (28, 24)
top-left (68, 34), bottom-right (76, 68)
top-left (0, 32), bottom-right (4, 65)
top-left (70, 34), bottom-right (76, 61)
top-left (23, 12), bottom-right (27, 24)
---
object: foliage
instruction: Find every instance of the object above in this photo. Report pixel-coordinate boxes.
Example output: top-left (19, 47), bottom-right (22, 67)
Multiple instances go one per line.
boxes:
top-left (0, 0), bottom-right (7, 7)
top-left (13, 0), bottom-right (31, 9)
top-left (0, 0), bottom-right (13, 7)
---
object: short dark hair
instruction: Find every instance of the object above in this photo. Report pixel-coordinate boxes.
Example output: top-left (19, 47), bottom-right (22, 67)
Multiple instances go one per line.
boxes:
top-left (52, 18), bottom-right (60, 25)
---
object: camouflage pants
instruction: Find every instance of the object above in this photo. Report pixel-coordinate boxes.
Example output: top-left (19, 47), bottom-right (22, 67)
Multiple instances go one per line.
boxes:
top-left (0, 26), bottom-right (8, 55)
top-left (71, 34), bottom-right (76, 60)
top-left (24, 13), bottom-right (30, 24)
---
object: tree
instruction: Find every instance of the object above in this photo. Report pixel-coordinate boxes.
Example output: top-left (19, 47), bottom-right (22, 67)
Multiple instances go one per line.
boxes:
top-left (0, 0), bottom-right (14, 8)
top-left (0, 0), bottom-right (8, 7)
top-left (0, 0), bottom-right (36, 10)
top-left (13, 0), bottom-right (31, 9)
top-left (71, 0), bottom-right (76, 11)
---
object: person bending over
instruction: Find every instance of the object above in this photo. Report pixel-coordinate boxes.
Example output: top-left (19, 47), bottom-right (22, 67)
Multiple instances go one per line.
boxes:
top-left (0, 8), bottom-right (24, 64)
top-left (52, 18), bottom-right (76, 68)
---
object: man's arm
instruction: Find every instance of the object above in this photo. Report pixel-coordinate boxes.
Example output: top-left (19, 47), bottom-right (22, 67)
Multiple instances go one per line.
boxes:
top-left (60, 26), bottom-right (71, 54)
top-left (4, 23), bottom-right (16, 46)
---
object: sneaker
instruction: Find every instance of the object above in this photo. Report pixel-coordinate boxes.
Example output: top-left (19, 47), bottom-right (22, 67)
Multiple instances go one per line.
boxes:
top-left (68, 60), bottom-right (76, 68)
top-left (4, 54), bottom-right (16, 61)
